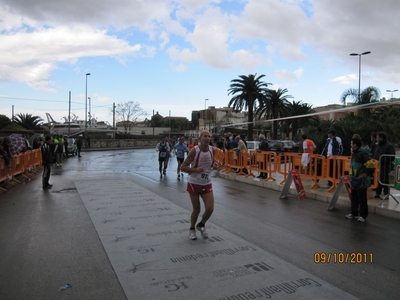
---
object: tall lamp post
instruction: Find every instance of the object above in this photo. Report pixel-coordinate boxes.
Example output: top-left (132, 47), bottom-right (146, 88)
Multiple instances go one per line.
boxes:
top-left (204, 98), bottom-right (208, 130)
top-left (386, 89), bottom-right (398, 100)
top-left (88, 97), bottom-right (91, 126)
top-left (85, 73), bottom-right (91, 132)
top-left (350, 51), bottom-right (371, 102)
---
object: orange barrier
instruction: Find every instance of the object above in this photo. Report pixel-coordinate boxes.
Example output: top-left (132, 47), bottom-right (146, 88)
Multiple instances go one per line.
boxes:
top-left (214, 147), bottom-right (224, 168)
top-left (323, 156), bottom-right (350, 192)
top-left (222, 149), bottom-right (236, 173)
top-left (0, 150), bottom-right (43, 192)
top-left (32, 149), bottom-right (43, 170)
top-left (247, 150), bottom-right (277, 181)
top-left (10, 154), bottom-right (24, 183)
top-left (276, 153), bottom-right (326, 188)
top-left (24, 150), bottom-right (35, 176)
top-left (222, 149), bottom-right (249, 175)
top-left (0, 157), bottom-right (10, 192)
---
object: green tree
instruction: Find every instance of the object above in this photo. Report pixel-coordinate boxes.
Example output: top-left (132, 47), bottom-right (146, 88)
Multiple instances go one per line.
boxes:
top-left (284, 101), bottom-right (316, 140)
top-left (13, 113), bottom-right (43, 130)
top-left (228, 74), bottom-right (271, 140)
top-left (0, 114), bottom-right (12, 129)
top-left (256, 88), bottom-right (291, 139)
top-left (340, 86), bottom-right (380, 118)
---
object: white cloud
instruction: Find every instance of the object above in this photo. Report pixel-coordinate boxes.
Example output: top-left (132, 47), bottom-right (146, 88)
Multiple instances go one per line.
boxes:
top-left (0, 25), bottom-right (141, 89)
top-left (274, 68), bottom-right (304, 80)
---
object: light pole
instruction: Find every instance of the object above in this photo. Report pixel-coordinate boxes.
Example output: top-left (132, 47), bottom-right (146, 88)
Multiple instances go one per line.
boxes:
top-left (169, 110), bottom-right (171, 140)
top-left (350, 51), bottom-right (371, 102)
top-left (204, 98), bottom-right (208, 130)
top-left (386, 89), bottom-right (398, 100)
top-left (88, 97), bottom-right (91, 126)
top-left (85, 73), bottom-right (91, 132)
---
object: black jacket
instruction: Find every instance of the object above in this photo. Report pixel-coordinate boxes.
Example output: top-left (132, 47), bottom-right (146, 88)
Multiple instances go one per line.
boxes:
top-left (258, 139), bottom-right (269, 151)
top-left (41, 143), bottom-right (53, 165)
top-left (373, 140), bottom-right (395, 168)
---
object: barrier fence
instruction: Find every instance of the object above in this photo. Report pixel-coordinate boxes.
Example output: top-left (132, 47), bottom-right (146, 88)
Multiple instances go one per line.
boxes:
top-left (0, 149), bottom-right (42, 192)
top-left (0, 148), bottom-right (383, 198)
top-left (214, 149), bottom-right (381, 198)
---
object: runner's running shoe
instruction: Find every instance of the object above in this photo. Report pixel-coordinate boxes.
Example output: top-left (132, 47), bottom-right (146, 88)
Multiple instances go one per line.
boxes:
top-left (196, 223), bottom-right (208, 239)
top-left (188, 229), bottom-right (197, 240)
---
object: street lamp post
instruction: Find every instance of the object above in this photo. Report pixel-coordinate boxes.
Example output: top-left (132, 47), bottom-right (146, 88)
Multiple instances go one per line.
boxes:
top-left (204, 98), bottom-right (208, 130)
top-left (85, 73), bottom-right (91, 132)
top-left (88, 97), bottom-right (91, 126)
top-left (350, 51), bottom-right (371, 102)
top-left (386, 89), bottom-right (398, 100)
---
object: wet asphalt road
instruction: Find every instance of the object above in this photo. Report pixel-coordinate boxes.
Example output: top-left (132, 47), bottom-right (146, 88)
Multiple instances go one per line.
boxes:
top-left (1, 148), bottom-right (399, 300)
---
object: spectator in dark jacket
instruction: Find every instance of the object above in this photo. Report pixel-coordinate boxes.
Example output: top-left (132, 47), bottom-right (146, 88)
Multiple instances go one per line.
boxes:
top-left (257, 134), bottom-right (269, 179)
top-left (41, 135), bottom-right (53, 189)
top-left (372, 132), bottom-right (395, 198)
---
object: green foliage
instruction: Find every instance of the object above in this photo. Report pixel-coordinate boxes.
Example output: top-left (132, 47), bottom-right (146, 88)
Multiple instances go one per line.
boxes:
top-left (228, 74), bottom-right (271, 140)
top-left (13, 113), bottom-right (44, 130)
top-left (0, 114), bottom-right (12, 129)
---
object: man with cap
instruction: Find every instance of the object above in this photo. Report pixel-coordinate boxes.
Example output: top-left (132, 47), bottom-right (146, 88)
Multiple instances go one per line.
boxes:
top-left (321, 129), bottom-right (343, 187)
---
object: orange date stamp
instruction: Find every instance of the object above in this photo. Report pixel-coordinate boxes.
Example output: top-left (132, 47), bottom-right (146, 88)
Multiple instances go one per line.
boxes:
top-left (314, 252), bottom-right (373, 264)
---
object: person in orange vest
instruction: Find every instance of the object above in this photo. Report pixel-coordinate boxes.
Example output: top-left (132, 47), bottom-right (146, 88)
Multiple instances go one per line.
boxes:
top-left (187, 137), bottom-right (196, 150)
top-left (302, 134), bottom-right (316, 154)
top-left (301, 134), bottom-right (316, 168)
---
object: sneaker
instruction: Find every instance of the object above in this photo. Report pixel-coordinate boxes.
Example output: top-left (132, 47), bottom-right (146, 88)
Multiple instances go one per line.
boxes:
top-left (374, 194), bottom-right (381, 199)
top-left (188, 229), bottom-right (197, 240)
top-left (357, 216), bottom-right (366, 223)
top-left (163, 170), bottom-right (166, 175)
top-left (196, 223), bottom-right (209, 239)
top-left (345, 214), bottom-right (355, 219)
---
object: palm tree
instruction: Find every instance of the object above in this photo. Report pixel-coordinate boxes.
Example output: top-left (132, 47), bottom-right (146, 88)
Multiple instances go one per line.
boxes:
top-left (256, 88), bottom-right (292, 139)
top-left (340, 86), bottom-right (380, 118)
top-left (13, 113), bottom-right (43, 130)
top-left (284, 101), bottom-right (316, 140)
top-left (228, 74), bottom-right (271, 141)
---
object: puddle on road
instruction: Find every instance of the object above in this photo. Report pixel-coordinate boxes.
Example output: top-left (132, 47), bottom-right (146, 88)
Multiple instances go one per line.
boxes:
top-left (52, 188), bottom-right (77, 194)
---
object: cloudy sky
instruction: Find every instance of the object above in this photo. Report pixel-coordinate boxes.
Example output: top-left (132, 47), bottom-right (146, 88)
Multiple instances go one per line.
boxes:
top-left (1, 0), bottom-right (399, 125)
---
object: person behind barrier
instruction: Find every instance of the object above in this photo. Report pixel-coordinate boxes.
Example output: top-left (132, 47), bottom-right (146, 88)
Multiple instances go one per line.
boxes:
top-left (302, 134), bottom-right (316, 154)
top-left (0, 137), bottom-right (10, 166)
top-left (41, 135), bottom-right (54, 190)
top-left (321, 129), bottom-right (343, 187)
top-left (32, 136), bottom-right (41, 150)
top-left (372, 132), bottom-right (395, 199)
top-left (180, 130), bottom-right (220, 240)
top-left (257, 134), bottom-right (269, 179)
top-left (301, 134), bottom-right (316, 168)
top-left (233, 135), bottom-right (248, 174)
top-left (345, 137), bottom-right (375, 223)
top-left (370, 132), bottom-right (378, 157)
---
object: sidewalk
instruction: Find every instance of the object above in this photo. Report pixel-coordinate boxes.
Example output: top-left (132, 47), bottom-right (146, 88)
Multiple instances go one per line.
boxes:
top-left (219, 170), bottom-right (400, 220)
